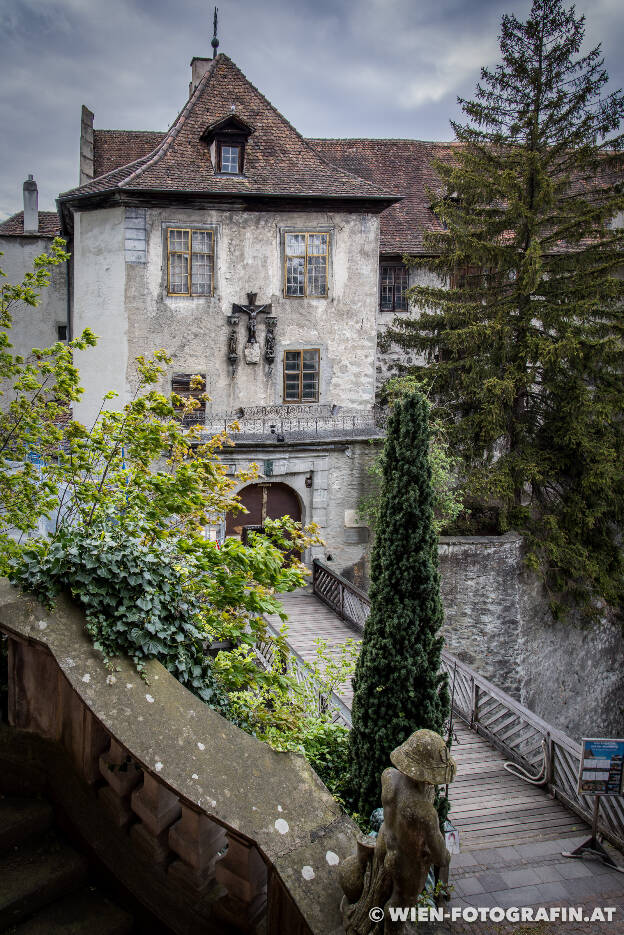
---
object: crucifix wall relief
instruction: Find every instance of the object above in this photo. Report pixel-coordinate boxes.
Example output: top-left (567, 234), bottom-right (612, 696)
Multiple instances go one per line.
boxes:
top-left (229, 292), bottom-right (276, 367)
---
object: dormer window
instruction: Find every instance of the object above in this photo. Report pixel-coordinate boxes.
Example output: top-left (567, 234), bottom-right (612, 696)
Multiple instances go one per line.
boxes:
top-left (219, 143), bottom-right (241, 174)
top-left (201, 114), bottom-right (254, 178)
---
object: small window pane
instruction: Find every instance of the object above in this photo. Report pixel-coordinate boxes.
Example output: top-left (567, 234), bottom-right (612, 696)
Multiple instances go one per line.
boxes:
top-left (191, 253), bottom-right (213, 295)
top-left (307, 255), bottom-right (327, 296)
top-left (307, 234), bottom-right (327, 255)
top-left (302, 378), bottom-right (318, 400)
top-left (221, 145), bottom-right (239, 173)
top-left (192, 230), bottom-right (213, 253)
top-left (302, 350), bottom-right (318, 370)
top-left (286, 257), bottom-right (305, 296)
top-left (169, 253), bottom-right (189, 294)
top-left (169, 229), bottom-right (189, 252)
top-left (286, 234), bottom-right (306, 256)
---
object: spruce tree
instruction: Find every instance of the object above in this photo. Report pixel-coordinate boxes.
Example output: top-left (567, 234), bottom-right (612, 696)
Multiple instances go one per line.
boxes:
top-left (387, 0), bottom-right (624, 615)
top-left (349, 392), bottom-right (449, 818)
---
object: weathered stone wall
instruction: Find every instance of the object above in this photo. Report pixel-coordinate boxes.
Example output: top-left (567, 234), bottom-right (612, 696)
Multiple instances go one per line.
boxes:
top-left (124, 206), bottom-right (380, 415)
top-left (375, 266), bottom-right (443, 392)
top-left (0, 234), bottom-right (67, 408)
top-left (222, 438), bottom-right (379, 572)
top-left (438, 534), bottom-right (624, 740)
top-left (438, 534), bottom-right (523, 694)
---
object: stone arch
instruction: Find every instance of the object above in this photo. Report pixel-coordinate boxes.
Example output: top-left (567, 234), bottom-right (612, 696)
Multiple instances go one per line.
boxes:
top-left (225, 481), bottom-right (303, 537)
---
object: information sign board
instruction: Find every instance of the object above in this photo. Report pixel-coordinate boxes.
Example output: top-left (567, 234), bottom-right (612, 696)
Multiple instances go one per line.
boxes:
top-left (578, 738), bottom-right (624, 796)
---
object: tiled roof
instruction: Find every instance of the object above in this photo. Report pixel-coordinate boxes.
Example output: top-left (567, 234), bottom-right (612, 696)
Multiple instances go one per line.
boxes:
top-left (61, 56), bottom-right (400, 204)
top-left (93, 130), bottom-right (165, 178)
top-left (0, 211), bottom-right (61, 238)
top-left (308, 139), bottom-right (458, 254)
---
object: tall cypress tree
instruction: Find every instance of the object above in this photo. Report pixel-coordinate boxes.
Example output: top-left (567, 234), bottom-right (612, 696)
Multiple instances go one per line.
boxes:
top-left (387, 0), bottom-right (624, 615)
top-left (349, 392), bottom-right (449, 818)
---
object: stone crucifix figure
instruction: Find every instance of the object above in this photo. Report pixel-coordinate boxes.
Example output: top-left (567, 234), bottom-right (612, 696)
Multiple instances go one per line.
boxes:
top-left (232, 293), bottom-right (274, 365)
top-left (339, 730), bottom-right (456, 934)
top-left (233, 292), bottom-right (272, 345)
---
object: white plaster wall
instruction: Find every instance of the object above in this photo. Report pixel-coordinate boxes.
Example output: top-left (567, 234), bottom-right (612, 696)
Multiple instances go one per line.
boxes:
top-left (0, 235), bottom-right (67, 396)
top-left (124, 207), bottom-right (380, 414)
top-left (72, 207), bottom-right (127, 427)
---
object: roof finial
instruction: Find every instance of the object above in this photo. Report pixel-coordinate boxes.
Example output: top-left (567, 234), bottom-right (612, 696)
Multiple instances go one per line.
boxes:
top-left (212, 7), bottom-right (219, 59)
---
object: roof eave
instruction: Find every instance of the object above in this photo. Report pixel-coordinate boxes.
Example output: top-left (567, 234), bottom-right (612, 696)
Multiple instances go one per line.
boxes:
top-left (57, 187), bottom-right (403, 207)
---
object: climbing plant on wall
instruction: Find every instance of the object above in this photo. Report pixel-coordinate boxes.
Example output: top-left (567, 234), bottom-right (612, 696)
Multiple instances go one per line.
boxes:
top-left (348, 391), bottom-right (449, 819)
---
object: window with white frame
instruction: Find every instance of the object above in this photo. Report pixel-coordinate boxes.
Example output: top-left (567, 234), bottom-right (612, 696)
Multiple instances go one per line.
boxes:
top-left (284, 233), bottom-right (329, 297)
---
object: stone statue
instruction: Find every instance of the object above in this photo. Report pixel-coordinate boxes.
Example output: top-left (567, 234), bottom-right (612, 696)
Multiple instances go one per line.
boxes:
top-left (228, 327), bottom-right (238, 361)
top-left (264, 320), bottom-right (276, 362)
top-left (339, 730), bottom-right (456, 934)
top-left (233, 292), bottom-right (272, 346)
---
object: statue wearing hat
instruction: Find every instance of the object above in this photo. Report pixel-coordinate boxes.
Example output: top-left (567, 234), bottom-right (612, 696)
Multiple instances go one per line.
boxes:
top-left (339, 729), bottom-right (456, 934)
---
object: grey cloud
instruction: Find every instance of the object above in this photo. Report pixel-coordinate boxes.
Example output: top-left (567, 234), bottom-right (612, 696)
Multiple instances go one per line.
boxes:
top-left (1, 0), bottom-right (623, 219)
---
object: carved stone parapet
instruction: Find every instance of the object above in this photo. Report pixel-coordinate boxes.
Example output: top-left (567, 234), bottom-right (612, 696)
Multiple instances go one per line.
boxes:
top-left (7, 638), bottom-right (60, 738)
top-left (168, 803), bottom-right (228, 894)
top-left (129, 773), bottom-right (182, 866)
top-left (130, 822), bottom-right (172, 867)
top-left (215, 831), bottom-right (268, 931)
top-left (131, 773), bottom-right (181, 835)
top-left (99, 738), bottom-right (143, 797)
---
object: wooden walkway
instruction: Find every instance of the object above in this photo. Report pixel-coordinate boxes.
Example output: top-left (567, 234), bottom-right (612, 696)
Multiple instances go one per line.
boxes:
top-left (269, 588), bottom-right (624, 919)
top-left (269, 588), bottom-right (583, 851)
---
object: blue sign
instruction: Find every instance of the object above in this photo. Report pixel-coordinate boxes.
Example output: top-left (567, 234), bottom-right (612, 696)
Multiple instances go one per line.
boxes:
top-left (579, 738), bottom-right (624, 796)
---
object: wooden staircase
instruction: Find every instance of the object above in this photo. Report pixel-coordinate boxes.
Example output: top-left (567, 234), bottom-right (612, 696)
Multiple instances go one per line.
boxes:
top-left (0, 794), bottom-right (133, 935)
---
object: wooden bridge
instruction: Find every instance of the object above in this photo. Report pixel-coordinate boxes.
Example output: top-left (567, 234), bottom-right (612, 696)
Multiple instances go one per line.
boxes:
top-left (267, 564), bottom-right (624, 920)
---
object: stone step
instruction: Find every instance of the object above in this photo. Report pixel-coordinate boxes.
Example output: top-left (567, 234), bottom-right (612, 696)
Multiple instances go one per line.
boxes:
top-left (0, 832), bottom-right (87, 931)
top-left (9, 888), bottom-right (134, 935)
top-left (0, 796), bottom-right (53, 854)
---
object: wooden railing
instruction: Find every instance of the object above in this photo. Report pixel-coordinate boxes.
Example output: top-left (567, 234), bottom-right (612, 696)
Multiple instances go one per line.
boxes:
top-left (311, 559), bottom-right (624, 853)
top-left (312, 559), bottom-right (370, 632)
top-left (255, 629), bottom-right (352, 728)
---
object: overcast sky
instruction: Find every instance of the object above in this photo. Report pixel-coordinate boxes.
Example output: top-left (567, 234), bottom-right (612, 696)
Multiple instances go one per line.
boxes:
top-left (1, 0), bottom-right (622, 219)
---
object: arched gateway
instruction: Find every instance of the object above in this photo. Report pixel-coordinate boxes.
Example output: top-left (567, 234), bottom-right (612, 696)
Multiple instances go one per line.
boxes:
top-left (225, 481), bottom-right (302, 537)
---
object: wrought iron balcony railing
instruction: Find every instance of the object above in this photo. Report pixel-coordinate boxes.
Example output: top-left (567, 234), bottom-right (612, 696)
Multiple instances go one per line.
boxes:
top-left (201, 405), bottom-right (386, 443)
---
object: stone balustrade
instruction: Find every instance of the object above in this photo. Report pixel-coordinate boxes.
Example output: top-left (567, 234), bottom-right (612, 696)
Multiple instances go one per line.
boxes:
top-left (0, 580), bottom-right (356, 935)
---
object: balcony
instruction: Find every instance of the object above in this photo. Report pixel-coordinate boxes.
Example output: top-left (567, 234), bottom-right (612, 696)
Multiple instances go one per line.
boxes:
top-left (201, 405), bottom-right (386, 445)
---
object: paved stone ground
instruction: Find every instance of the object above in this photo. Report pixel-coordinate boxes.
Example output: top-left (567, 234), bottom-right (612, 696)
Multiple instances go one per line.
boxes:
top-left (270, 588), bottom-right (624, 933)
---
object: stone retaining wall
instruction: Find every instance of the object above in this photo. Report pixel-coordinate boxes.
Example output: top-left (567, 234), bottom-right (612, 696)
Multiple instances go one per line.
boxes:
top-left (438, 534), bottom-right (624, 741)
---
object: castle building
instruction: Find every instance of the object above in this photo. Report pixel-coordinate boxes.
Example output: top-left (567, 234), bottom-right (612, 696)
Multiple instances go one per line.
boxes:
top-left (0, 52), bottom-right (451, 576)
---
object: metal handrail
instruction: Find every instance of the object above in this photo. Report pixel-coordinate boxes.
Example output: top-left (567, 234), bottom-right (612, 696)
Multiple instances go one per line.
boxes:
top-left (309, 558), bottom-right (624, 852)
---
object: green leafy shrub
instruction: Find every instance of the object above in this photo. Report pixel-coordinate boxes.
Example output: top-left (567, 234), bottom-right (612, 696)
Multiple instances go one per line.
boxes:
top-left (299, 720), bottom-right (351, 801)
top-left (361, 377), bottom-right (463, 537)
top-left (11, 526), bottom-right (228, 711)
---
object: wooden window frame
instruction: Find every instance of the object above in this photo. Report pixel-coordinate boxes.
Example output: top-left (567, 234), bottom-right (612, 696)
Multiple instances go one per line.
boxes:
top-left (282, 349), bottom-right (320, 403)
top-left (171, 373), bottom-right (207, 426)
top-left (166, 228), bottom-right (215, 297)
top-left (284, 232), bottom-right (329, 298)
top-left (379, 262), bottom-right (409, 312)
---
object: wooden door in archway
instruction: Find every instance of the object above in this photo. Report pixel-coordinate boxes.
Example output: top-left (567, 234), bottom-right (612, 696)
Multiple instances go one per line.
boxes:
top-left (225, 482), bottom-right (302, 537)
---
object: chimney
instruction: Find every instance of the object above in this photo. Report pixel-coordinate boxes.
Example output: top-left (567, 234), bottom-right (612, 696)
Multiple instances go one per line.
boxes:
top-left (23, 175), bottom-right (38, 234)
top-left (189, 57), bottom-right (213, 96)
top-left (79, 105), bottom-right (94, 184)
